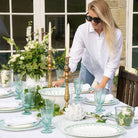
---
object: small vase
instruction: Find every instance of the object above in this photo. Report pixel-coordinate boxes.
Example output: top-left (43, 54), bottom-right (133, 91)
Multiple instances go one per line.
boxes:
top-left (0, 70), bottom-right (12, 87)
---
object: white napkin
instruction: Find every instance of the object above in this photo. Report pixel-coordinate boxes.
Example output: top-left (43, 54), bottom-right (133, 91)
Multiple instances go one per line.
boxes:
top-left (0, 101), bottom-right (20, 110)
top-left (104, 94), bottom-right (114, 103)
top-left (87, 94), bottom-right (114, 103)
top-left (5, 116), bottom-right (37, 127)
top-left (0, 87), bottom-right (14, 96)
top-left (0, 88), bottom-right (9, 95)
top-left (82, 84), bottom-right (90, 92)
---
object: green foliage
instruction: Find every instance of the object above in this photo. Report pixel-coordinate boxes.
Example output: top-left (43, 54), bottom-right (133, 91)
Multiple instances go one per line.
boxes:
top-left (113, 76), bottom-right (118, 86)
top-left (25, 85), bottom-right (63, 117)
top-left (54, 50), bottom-right (65, 70)
top-left (86, 112), bottom-right (111, 123)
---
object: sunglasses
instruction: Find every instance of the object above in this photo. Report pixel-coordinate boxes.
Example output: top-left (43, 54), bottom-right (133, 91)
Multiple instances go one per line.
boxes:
top-left (85, 13), bottom-right (101, 24)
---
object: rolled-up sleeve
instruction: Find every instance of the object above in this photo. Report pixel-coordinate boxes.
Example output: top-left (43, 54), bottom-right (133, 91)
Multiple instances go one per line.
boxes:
top-left (104, 29), bottom-right (123, 79)
top-left (69, 26), bottom-right (85, 73)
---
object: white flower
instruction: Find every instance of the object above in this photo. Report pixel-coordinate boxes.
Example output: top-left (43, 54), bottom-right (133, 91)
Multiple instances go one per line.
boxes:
top-left (119, 118), bottom-right (124, 126)
top-left (128, 68), bottom-right (138, 74)
top-left (24, 46), bottom-right (30, 51)
top-left (26, 26), bottom-right (32, 37)
top-left (30, 44), bottom-right (35, 49)
top-left (15, 54), bottom-right (20, 57)
top-left (20, 56), bottom-right (25, 60)
top-left (122, 109), bottom-right (131, 116)
top-left (11, 58), bottom-right (16, 62)
top-left (8, 57), bottom-right (16, 63)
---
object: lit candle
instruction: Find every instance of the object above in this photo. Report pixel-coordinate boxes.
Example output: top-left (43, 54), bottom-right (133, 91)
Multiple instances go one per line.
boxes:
top-left (49, 22), bottom-right (52, 50)
top-left (66, 23), bottom-right (70, 57)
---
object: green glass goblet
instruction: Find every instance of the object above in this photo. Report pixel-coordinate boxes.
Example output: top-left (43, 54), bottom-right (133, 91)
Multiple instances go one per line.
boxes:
top-left (14, 81), bottom-right (24, 100)
top-left (27, 86), bottom-right (36, 109)
top-left (45, 99), bottom-right (55, 129)
top-left (73, 78), bottom-right (84, 101)
top-left (40, 99), bottom-right (55, 134)
top-left (94, 88), bottom-right (106, 115)
top-left (22, 92), bottom-right (33, 115)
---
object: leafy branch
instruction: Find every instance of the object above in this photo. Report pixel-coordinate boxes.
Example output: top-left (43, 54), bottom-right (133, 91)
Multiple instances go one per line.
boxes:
top-left (25, 85), bottom-right (63, 117)
top-left (86, 112), bottom-right (111, 123)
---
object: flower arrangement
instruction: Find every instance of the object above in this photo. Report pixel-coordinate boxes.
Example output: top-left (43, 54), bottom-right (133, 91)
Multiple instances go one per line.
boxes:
top-left (2, 22), bottom-right (56, 80)
top-left (115, 106), bottom-right (134, 127)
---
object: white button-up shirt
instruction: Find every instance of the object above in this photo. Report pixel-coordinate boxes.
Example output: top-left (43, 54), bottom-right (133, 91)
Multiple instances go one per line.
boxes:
top-left (69, 22), bottom-right (123, 92)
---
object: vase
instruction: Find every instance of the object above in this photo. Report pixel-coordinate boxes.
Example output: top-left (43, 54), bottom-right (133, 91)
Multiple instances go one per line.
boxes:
top-left (0, 70), bottom-right (12, 87)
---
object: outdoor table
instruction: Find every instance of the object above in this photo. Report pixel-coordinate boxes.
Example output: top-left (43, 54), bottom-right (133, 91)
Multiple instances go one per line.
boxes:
top-left (0, 92), bottom-right (138, 138)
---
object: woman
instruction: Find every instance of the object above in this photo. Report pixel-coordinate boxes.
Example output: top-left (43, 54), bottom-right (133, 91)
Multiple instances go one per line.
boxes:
top-left (53, 0), bottom-right (123, 94)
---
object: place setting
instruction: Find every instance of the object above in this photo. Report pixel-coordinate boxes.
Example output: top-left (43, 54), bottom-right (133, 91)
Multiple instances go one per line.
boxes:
top-left (0, 115), bottom-right (42, 131)
top-left (0, 86), bottom-right (15, 98)
top-left (82, 90), bottom-right (119, 106)
top-left (58, 102), bottom-right (127, 138)
top-left (0, 100), bottom-right (23, 112)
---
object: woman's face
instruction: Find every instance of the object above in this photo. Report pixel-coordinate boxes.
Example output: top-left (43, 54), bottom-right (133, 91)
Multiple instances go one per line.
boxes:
top-left (88, 10), bottom-right (103, 32)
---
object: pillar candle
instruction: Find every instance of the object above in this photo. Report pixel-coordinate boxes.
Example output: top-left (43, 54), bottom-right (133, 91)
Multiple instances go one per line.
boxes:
top-left (66, 23), bottom-right (70, 57)
top-left (49, 22), bottom-right (52, 50)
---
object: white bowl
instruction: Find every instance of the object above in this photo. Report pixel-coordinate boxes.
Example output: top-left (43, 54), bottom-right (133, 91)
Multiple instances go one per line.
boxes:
top-left (39, 88), bottom-right (74, 109)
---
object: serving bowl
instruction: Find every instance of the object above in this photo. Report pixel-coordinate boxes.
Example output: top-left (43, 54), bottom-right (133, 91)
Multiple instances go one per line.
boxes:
top-left (39, 88), bottom-right (74, 109)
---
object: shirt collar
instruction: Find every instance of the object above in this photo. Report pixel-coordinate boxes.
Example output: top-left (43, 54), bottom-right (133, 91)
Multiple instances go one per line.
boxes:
top-left (88, 22), bottom-right (104, 36)
top-left (89, 22), bottom-right (95, 33)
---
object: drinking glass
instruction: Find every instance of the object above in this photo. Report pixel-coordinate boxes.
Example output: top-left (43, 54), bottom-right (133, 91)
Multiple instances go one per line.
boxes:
top-left (115, 106), bottom-right (135, 128)
top-left (14, 74), bottom-right (24, 99)
top-left (73, 78), bottom-right (83, 101)
top-left (56, 69), bottom-right (63, 80)
top-left (94, 88), bottom-right (106, 115)
top-left (14, 81), bottom-right (24, 100)
top-left (14, 74), bottom-right (23, 82)
top-left (40, 99), bottom-right (55, 134)
top-left (22, 92), bottom-right (33, 115)
top-left (27, 86), bottom-right (36, 109)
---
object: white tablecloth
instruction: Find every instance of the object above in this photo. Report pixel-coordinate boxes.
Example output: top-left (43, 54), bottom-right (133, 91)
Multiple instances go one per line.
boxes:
top-left (0, 94), bottom-right (138, 138)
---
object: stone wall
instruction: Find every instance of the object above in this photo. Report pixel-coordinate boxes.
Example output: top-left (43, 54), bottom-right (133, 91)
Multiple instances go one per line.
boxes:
top-left (105, 0), bottom-right (126, 66)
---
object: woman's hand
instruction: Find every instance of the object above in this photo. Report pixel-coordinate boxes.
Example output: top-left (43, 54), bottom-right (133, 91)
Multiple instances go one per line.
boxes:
top-left (52, 78), bottom-right (65, 87)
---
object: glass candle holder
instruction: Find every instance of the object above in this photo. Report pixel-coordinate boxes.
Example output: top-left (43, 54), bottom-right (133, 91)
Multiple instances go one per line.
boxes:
top-left (115, 106), bottom-right (135, 128)
top-left (0, 70), bottom-right (12, 87)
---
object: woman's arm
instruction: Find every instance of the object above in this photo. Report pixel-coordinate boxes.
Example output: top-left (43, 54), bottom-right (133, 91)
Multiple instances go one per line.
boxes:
top-left (52, 71), bottom-right (72, 87)
top-left (95, 76), bottom-right (109, 89)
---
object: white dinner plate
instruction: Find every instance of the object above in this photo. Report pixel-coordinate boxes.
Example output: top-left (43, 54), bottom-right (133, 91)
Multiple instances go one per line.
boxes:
top-left (0, 103), bottom-right (23, 113)
top-left (0, 118), bottom-right (41, 131)
top-left (0, 91), bottom-right (14, 98)
top-left (63, 123), bottom-right (126, 137)
top-left (83, 98), bottom-right (119, 106)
